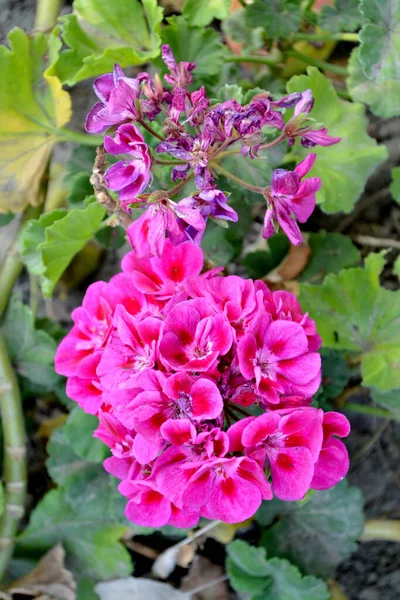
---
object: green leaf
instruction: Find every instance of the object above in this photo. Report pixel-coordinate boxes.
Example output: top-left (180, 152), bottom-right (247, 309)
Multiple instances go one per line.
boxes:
top-left (64, 407), bottom-right (109, 464)
top-left (2, 297), bottom-right (60, 389)
top-left (216, 84), bottom-right (244, 104)
top-left (158, 16), bottom-right (225, 91)
top-left (222, 9), bottom-right (264, 51)
top-left (394, 255), bottom-right (400, 280)
top-left (390, 166), bottom-right (400, 205)
top-left (300, 252), bottom-right (400, 392)
top-left (359, 0), bottom-right (400, 80)
top-left (246, 0), bottom-right (302, 39)
top-left (0, 483), bottom-right (4, 518)
top-left (370, 387), bottom-right (400, 419)
top-left (182, 0), bottom-right (230, 27)
top-left (299, 231), bottom-right (361, 283)
top-left (258, 480), bottom-right (364, 579)
top-left (67, 172), bottom-right (94, 206)
top-left (55, 0), bottom-right (163, 85)
top-left (21, 209), bottom-right (68, 276)
top-left (226, 540), bottom-right (329, 600)
top-left (0, 213), bottom-right (14, 226)
top-left (242, 235), bottom-right (290, 279)
top-left (0, 28), bottom-right (71, 213)
top-left (38, 202), bottom-right (106, 297)
top-left (347, 47), bottom-right (400, 118)
top-left (313, 349), bottom-right (351, 407)
top-left (287, 67), bottom-right (388, 214)
top-left (320, 0), bottom-right (363, 32)
top-left (95, 226), bottom-right (126, 249)
top-left (202, 223), bottom-right (235, 266)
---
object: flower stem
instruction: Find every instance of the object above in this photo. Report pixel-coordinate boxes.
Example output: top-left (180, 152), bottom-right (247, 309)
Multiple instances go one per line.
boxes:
top-left (0, 333), bottom-right (27, 581)
top-left (153, 157), bottom-right (187, 166)
top-left (166, 172), bottom-right (194, 198)
top-left (213, 163), bottom-right (265, 194)
top-left (292, 32), bottom-right (359, 43)
top-left (285, 49), bottom-right (348, 76)
top-left (34, 0), bottom-right (63, 30)
top-left (58, 128), bottom-right (104, 147)
top-left (138, 118), bottom-right (165, 142)
top-left (90, 146), bottom-right (132, 229)
top-left (344, 402), bottom-right (394, 420)
top-left (0, 205), bottom-right (43, 319)
top-left (224, 54), bottom-right (280, 68)
top-left (362, 519), bottom-right (400, 542)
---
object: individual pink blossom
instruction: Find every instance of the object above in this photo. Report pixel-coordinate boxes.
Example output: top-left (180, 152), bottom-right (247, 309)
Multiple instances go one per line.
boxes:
top-left (262, 153), bottom-right (322, 246)
top-left (127, 198), bottom-right (206, 259)
top-left (160, 299), bottom-right (233, 371)
top-left (228, 407), bottom-right (324, 500)
top-left (104, 124), bottom-right (152, 210)
top-left (86, 65), bottom-right (140, 133)
top-left (311, 412), bottom-right (350, 490)
top-left (182, 456), bottom-right (272, 523)
top-left (285, 89), bottom-right (341, 148)
top-left (237, 310), bottom-right (321, 405)
top-left (122, 239), bottom-right (203, 298)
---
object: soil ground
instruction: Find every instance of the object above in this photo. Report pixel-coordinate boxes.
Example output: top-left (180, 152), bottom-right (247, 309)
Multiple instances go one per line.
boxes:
top-left (0, 3), bottom-right (399, 599)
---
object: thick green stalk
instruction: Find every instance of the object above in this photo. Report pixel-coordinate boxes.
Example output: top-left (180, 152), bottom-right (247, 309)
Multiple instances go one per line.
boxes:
top-left (0, 205), bottom-right (43, 319)
top-left (58, 128), bottom-right (104, 147)
top-left (0, 334), bottom-right (26, 580)
top-left (224, 54), bottom-right (279, 68)
top-left (345, 402), bottom-right (393, 420)
top-left (286, 49), bottom-right (348, 76)
top-left (292, 32), bottom-right (359, 43)
top-left (34, 0), bottom-right (63, 30)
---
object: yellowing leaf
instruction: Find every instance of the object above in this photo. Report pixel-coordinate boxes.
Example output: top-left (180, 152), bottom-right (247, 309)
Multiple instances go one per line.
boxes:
top-left (0, 28), bottom-right (71, 214)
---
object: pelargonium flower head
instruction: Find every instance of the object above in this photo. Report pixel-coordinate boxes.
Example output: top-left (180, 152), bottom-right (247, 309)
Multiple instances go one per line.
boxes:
top-left (57, 242), bottom-right (350, 528)
top-left (86, 65), bottom-right (140, 133)
top-left (285, 89), bottom-right (341, 148)
top-left (104, 124), bottom-right (151, 210)
top-left (263, 153), bottom-right (321, 246)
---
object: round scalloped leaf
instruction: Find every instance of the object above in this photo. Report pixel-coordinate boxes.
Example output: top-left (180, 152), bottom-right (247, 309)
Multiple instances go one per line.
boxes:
top-left (182, 0), bottom-right (231, 27)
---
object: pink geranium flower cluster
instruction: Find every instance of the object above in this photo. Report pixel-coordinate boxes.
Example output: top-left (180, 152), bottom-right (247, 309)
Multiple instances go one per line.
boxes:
top-left (55, 243), bottom-right (350, 527)
top-left (86, 46), bottom-right (340, 254)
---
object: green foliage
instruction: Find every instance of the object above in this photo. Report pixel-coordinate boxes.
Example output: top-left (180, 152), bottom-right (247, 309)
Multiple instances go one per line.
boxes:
top-left (287, 68), bottom-right (387, 214)
top-left (390, 166), bottom-right (400, 204)
top-left (2, 297), bottom-right (60, 390)
top-left (0, 28), bottom-right (71, 214)
top-left (95, 226), bottom-right (126, 249)
top-left (0, 213), bottom-right (14, 226)
top-left (202, 223), bottom-right (235, 266)
top-left (64, 146), bottom-right (97, 207)
top-left (299, 231), bottom-right (361, 283)
top-left (226, 540), bottom-right (329, 600)
top-left (216, 84), bottom-right (244, 104)
top-left (21, 203), bottom-right (106, 297)
top-left (348, 1), bottom-right (400, 117)
top-left (314, 349), bottom-right (351, 406)
top-left (159, 16), bottom-right (225, 91)
top-left (182, 0), bottom-right (230, 27)
top-left (258, 480), bottom-right (364, 579)
top-left (347, 47), bottom-right (400, 119)
top-left (246, 0), bottom-right (302, 40)
top-left (319, 0), bottom-right (363, 32)
top-left (242, 235), bottom-right (290, 279)
top-left (222, 9), bottom-right (264, 52)
top-left (300, 253), bottom-right (400, 395)
top-left (55, 0), bottom-right (163, 85)
top-left (18, 408), bottom-right (133, 594)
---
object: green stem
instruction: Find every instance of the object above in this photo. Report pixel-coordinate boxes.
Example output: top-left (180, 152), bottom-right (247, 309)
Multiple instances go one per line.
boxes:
top-left (362, 519), bottom-right (400, 542)
top-left (286, 49), bottom-right (348, 76)
top-left (34, 0), bottom-right (63, 30)
top-left (166, 172), bottom-right (194, 198)
top-left (0, 205), bottom-right (43, 319)
top-left (213, 163), bottom-right (265, 194)
top-left (345, 402), bottom-right (393, 420)
top-left (138, 119), bottom-right (165, 142)
top-left (153, 157), bottom-right (187, 166)
top-left (292, 32), bottom-right (359, 43)
top-left (0, 333), bottom-right (27, 581)
top-left (224, 54), bottom-right (280, 68)
top-left (58, 128), bottom-right (104, 147)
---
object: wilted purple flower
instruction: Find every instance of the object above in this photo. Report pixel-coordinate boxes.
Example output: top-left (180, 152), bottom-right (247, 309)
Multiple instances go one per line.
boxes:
top-left (162, 45), bottom-right (196, 90)
top-left (86, 65), bottom-right (140, 134)
top-left (262, 153), bottom-right (321, 246)
top-left (127, 196), bottom-right (206, 258)
top-left (180, 189), bottom-right (238, 223)
top-left (285, 90), bottom-right (341, 148)
top-left (104, 124), bottom-right (152, 211)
